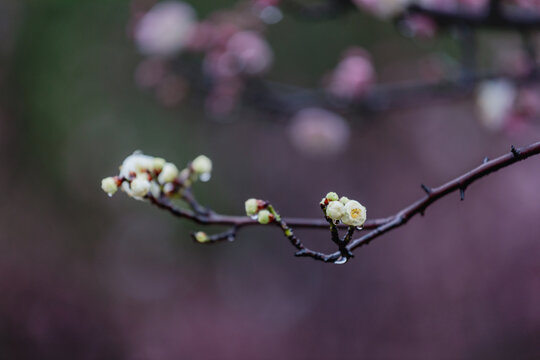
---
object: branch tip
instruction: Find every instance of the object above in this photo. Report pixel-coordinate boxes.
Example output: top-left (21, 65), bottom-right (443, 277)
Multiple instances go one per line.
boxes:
top-left (459, 187), bottom-right (466, 201)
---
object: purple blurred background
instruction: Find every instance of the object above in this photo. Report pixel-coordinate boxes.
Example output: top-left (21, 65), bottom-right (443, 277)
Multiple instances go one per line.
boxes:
top-left (2, 0), bottom-right (540, 358)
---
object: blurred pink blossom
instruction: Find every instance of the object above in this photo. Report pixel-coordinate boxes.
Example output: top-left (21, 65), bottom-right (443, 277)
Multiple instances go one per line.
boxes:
top-left (204, 30), bottom-right (273, 79)
top-left (225, 30), bottom-right (274, 75)
top-left (326, 48), bottom-right (375, 100)
top-left (400, 14), bottom-right (437, 37)
top-left (353, 0), bottom-right (412, 18)
top-left (288, 108), bottom-right (350, 157)
top-left (134, 1), bottom-right (197, 57)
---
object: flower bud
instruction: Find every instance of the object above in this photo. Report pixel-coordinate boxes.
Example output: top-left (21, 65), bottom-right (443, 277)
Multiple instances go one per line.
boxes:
top-left (158, 162), bottom-right (179, 184)
top-left (245, 198), bottom-right (259, 216)
top-left (194, 231), bottom-right (209, 243)
top-left (326, 201), bottom-right (345, 221)
top-left (339, 196), bottom-right (350, 205)
top-left (341, 200), bottom-right (367, 227)
top-left (153, 157), bottom-right (166, 171)
top-left (257, 209), bottom-right (272, 224)
top-left (192, 155), bottom-right (212, 174)
top-left (130, 176), bottom-right (151, 197)
top-left (326, 192), bottom-right (339, 201)
top-left (150, 181), bottom-right (161, 198)
top-left (101, 177), bottom-right (118, 196)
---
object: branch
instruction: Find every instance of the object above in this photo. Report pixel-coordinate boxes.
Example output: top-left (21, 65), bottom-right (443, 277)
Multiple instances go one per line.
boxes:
top-left (281, 0), bottom-right (354, 20)
top-left (301, 141), bottom-right (540, 261)
top-left (148, 194), bottom-right (388, 229)
top-left (242, 65), bottom-right (540, 116)
top-left (145, 141), bottom-right (540, 263)
top-left (406, 2), bottom-right (540, 30)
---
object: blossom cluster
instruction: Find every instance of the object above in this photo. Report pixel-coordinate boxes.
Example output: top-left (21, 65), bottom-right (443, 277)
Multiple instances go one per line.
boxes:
top-left (131, 0), bottom-right (275, 114)
top-left (244, 198), bottom-right (274, 224)
top-left (321, 192), bottom-right (367, 227)
top-left (101, 151), bottom-right (212, 200)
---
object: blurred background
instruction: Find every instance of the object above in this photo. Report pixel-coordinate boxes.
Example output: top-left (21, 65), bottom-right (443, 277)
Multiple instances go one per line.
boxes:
top-left (2, 0), bottom-right (540, 358)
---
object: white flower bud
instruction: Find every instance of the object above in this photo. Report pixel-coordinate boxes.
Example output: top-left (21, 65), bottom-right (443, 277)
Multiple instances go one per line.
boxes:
top-left (326, 192), bottom-right (339, 201)
top-left (194, 231), bottom-right (209, 243)
top-left (101, 177), bottom-right (118, 196)
top-left (339, 196), bottom-right (350, 205)
top-left (326, 201), bottom-right (345, 221)
top-left (150, 181), bottom-right (161, 198)
top-left (153, 157), bottom-right (166, 171)
top-left (158, 162), bottom-right (179, 184)
top-left (130, 176), bottom-right (151, 197)
top-left (257, 209), bottom-right (272, 224)
top-left (119, 151), bottom-right (154, 178)
top-left (245, 198), bottom-right (259, 216)
top-left (341, 200), bottom-right (367, 227)
top-left (192, 155), bottom-right (212, 174)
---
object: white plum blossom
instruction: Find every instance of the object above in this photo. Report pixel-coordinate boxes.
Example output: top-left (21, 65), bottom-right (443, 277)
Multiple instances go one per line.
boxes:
top-left (102, 151), bottom-right (213, 201)
top-left (119, 151), bottom-right (155, 178)
top-left (158, 162), bottom-right (179, 184)
top-left (134, 1), bottom-right (197, 57)
top-left (101, 177), bottom-right (118, 196)
top-left (192, 155), bottom-right (212, 174)
top-left (194, 231), bottom-right (210, 243)
top-left (341, 200), bottom-right (367, 227)
top-left (257, 209), bottom-right (272, 224)
top-left (130, 175), bottom-right (151, 198)
top-left (245, 198), bottom-right (259, 217)
top-left (326, 192), bottom-right (339, 202)
top-left (153, 157), bottom-right (166, 171)
top-left (326, 201), bottom-right (345, 221)
top-left (288, 108), bottom-right (351, 157)
top-left (476, 80), bottom-right (517, 131)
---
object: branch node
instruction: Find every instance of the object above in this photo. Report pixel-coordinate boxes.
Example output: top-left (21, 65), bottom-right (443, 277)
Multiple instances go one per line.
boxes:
top-left (511, 145), bottom-right (521, 158)
top-left (294, 249), bottom-right (307, 257)
top-left (483, 157), bottom-right (489, 164)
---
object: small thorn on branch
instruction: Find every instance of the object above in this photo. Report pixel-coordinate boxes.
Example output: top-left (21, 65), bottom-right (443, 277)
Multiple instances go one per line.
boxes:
top-left (459, 187), bottom-right (466, 201)
top-left (483, 157), bottom-right (489, 164)
top-left (421, 184), bottom-right (432, 195)
top-left (511, 145), bottom-right (521, 158)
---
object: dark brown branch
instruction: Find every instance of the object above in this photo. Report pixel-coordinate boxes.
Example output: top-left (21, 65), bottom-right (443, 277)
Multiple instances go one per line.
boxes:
top-left (330, 141), bottom-right (540, 258)
top-left (148, 141), bottom-right (540, 264)
top-left (281, 0), bottom-right (354, 20)
top-left (148, 195), bottom-right (389, 230)
top-left (406, 3), bottom-right (540, 30)
top-left (243, 65), bottom-right (540, 117)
